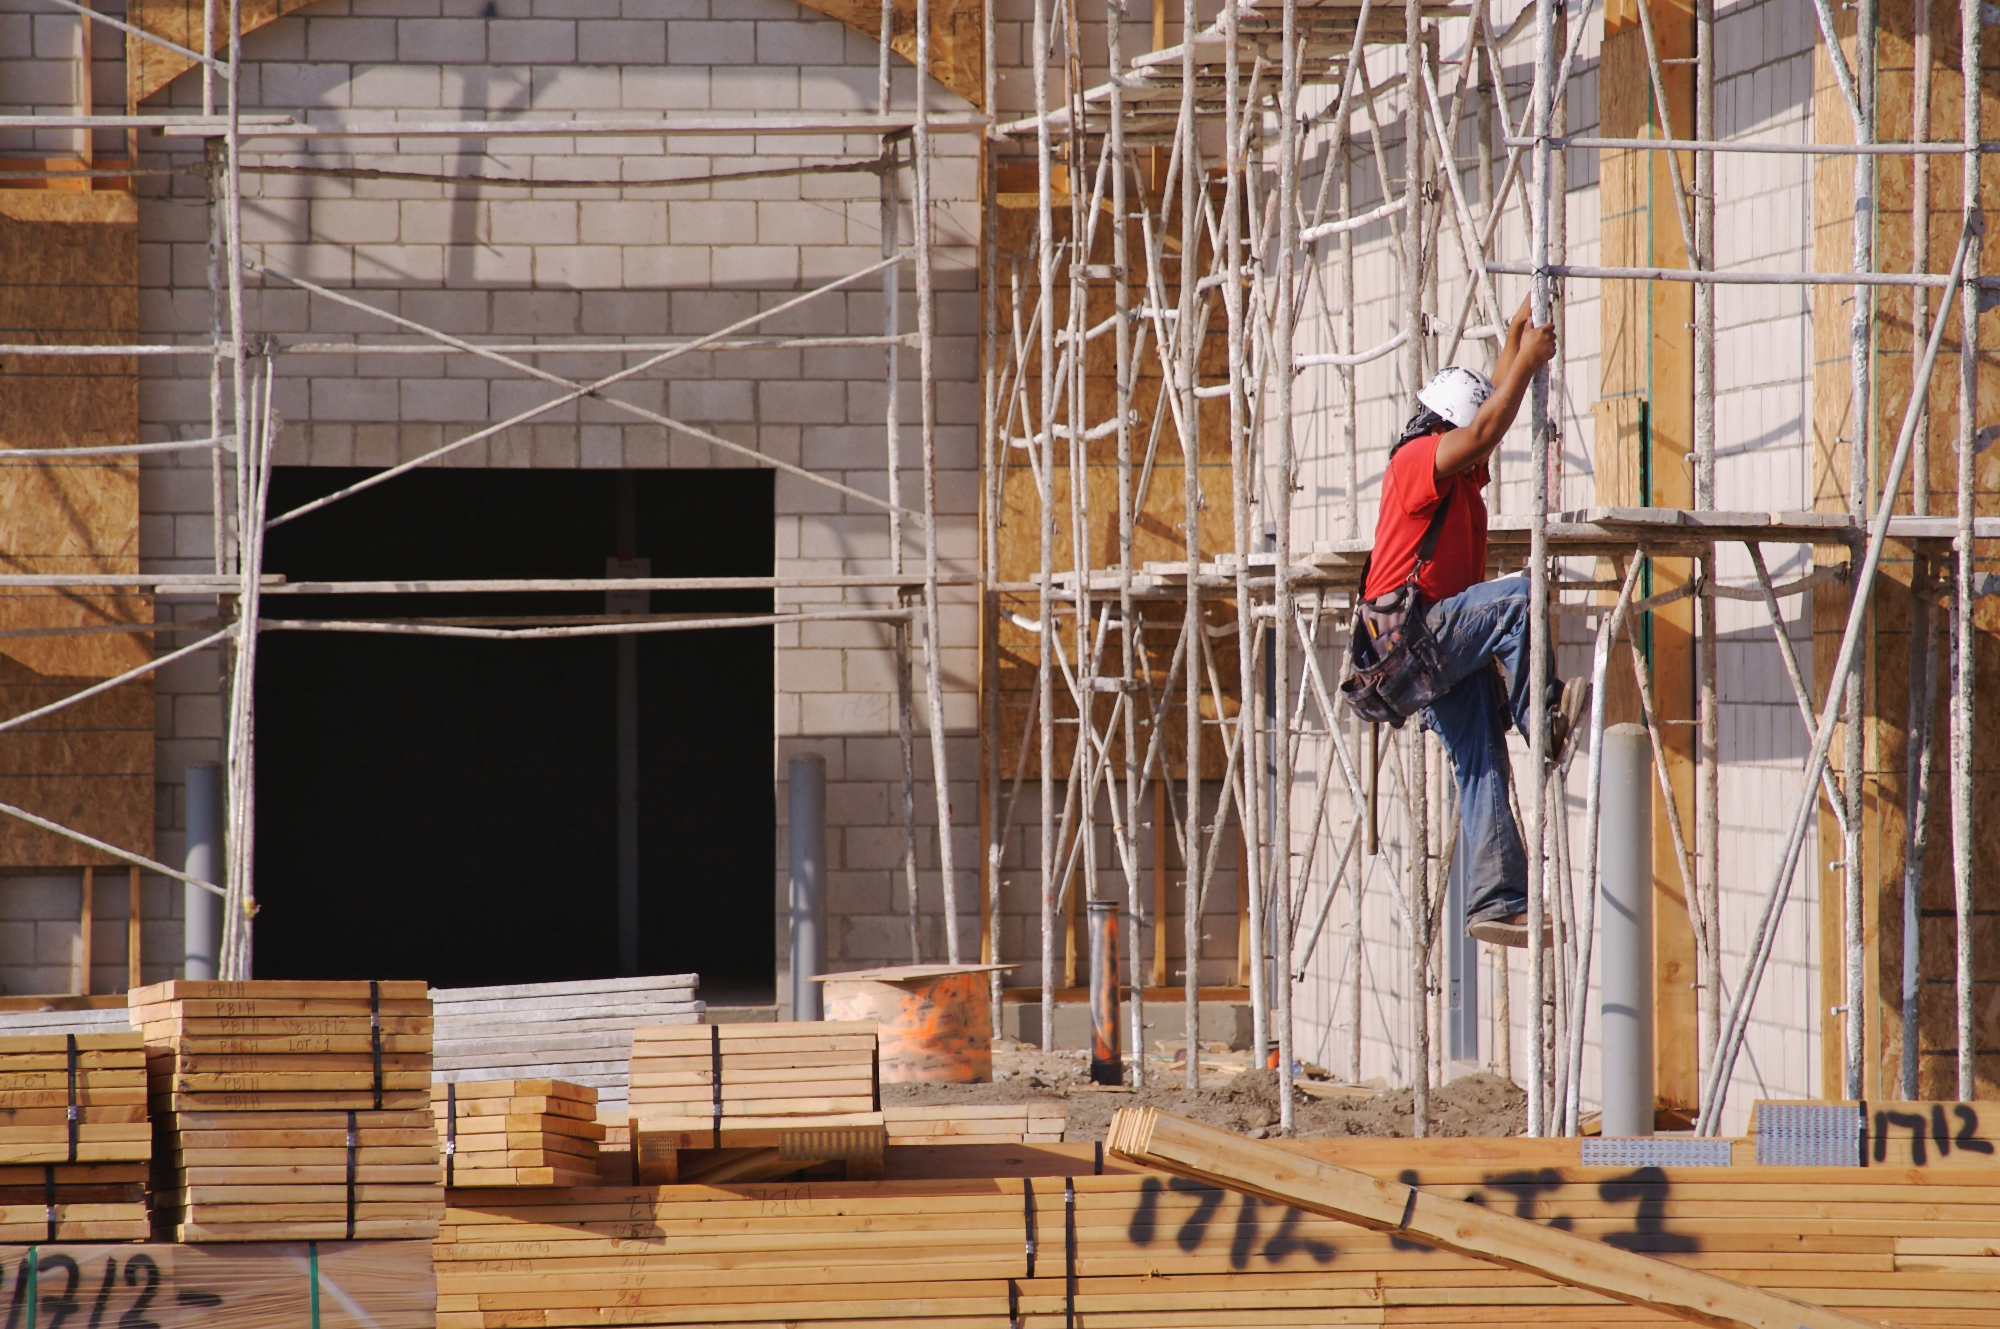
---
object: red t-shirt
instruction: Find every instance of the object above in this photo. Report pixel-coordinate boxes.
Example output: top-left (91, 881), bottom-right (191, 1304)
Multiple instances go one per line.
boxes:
top-left (1361, 434), bottom-right (1489, 602)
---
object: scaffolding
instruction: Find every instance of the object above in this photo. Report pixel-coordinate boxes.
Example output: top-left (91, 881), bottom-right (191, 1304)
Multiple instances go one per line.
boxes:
top-left (982, 0), bottom-right (1992, 1134)
top-left (0, 2), bottom-right (971, 981)
top-left (1, 0), bottom-right (1993, 1137)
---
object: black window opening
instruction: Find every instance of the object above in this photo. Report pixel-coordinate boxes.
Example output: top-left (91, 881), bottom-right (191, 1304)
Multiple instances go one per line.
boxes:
top-left (253, 467), bottom-right (775, 996)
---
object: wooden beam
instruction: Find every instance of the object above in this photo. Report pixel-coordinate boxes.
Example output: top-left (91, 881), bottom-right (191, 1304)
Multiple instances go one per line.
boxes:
top-left (1106, 1107), bottom-right (1887, 1329)
top-left (789, 0), bottom-right (984, 108)
top-left (126, 864), bottom-right (140, 991)
top-left (1599, 0), bottom-right (1698, 1116)
top-left (77, 865), bottom-right (92, 996)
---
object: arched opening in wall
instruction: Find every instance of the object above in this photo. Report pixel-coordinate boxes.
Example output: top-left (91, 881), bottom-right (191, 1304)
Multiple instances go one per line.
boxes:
top-left (253, 466), bottom-right (775, 997)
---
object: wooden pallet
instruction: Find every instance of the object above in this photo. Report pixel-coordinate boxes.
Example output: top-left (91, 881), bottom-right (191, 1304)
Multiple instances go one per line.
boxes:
top-left (437, 1080), bottom-right (602, 1188)
top-left (430, 1141), bottom-right (2000, 1328)
top-left (632, 1112), bottom-right (887, 1184)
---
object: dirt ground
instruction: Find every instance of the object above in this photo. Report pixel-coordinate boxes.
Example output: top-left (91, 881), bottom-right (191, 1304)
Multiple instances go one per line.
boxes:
top-left (880, 1039), bottom-right (1526, 1141)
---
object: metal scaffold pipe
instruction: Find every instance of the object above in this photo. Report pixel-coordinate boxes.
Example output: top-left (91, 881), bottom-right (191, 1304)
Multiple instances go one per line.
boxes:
top-left (1525, 0), bottom-right (1558, 1138)
top-left (1180, 0), bottom-right (1205, 1094)
top-left (1953, 0), bottom-right (1982, 1103)
top-left (1273, 0), bottom-right (1301, 1134)
top-left (1034, 0), bottom-right (1059, 1054)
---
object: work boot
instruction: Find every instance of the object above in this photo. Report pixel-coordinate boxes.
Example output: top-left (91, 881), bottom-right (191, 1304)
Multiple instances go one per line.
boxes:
top-left (1547, 676), bottom-right (1591, 767)
top-left (1468, 913), bottom-right (1554, 948)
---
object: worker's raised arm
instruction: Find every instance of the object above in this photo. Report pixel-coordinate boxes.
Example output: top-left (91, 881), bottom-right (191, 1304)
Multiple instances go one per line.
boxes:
top-left (1433, 298), bottom-right (1557, 480)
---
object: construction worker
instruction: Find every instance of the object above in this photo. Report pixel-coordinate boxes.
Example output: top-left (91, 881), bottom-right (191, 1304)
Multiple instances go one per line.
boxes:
top-left (1339, 297), bottom-right (1586, 947)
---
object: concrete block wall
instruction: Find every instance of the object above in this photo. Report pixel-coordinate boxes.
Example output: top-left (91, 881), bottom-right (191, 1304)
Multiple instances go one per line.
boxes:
top-left (2, 0), bottom-right (985, 999)
top-left (0, 869), bottom-right (173, 998)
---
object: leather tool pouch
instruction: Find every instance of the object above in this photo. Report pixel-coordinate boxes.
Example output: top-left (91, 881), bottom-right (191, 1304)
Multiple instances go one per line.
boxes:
top-left (1339, 490), bottom-right (1454, 727)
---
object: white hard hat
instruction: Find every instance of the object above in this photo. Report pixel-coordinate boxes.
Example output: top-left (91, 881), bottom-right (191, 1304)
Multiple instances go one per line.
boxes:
top-left (1416, 365), bottom-right (1495, 428)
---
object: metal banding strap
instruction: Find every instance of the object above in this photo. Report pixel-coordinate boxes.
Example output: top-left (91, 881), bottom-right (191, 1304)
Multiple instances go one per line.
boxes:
top-left (64, 1034), bottom-right (78, 1164)
top-left (1398, 1185), bottom-right (1418, 1230)
top-left (42, 1165), bottom-right (55, 1242)
top-left (1093, 1141), bottom-right (1103, 1176)
top-left (1063, 1177), bottom-right (1077, 1329)
top-left (345, 1110), bottom-right (359, 1239)
top-left (444, 1083), bottom-right (456, 1188)
top-left (1021, 1178), bottom-right (1037, 1279)
top-left (368, 981), bottom-right (383, 1110)
top-left (709, 1025), bottom-right (723, 1150)
top-left (1006, 1278), bottom-right (1020, 1328)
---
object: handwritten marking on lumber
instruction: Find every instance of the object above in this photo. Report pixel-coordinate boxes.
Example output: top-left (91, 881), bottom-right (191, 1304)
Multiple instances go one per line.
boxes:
top-left (1872, 1103), bottom-right (1995, 1164)
top-left (1108, 1107), bottom-right (1886, 1329)
top-left (0, 1250), bottom-right (196, 1328)
top-left (1128, 1176), bottom-right (1338, 1268)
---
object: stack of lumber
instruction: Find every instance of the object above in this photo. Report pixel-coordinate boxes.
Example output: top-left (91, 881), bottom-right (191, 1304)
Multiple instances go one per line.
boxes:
top-left (0, 1032), bottom-right (149, 1239)
top-left (628, 1020), bottom-right (877, 1131)
top-left (130, 979), bottom-right (443, 1241)
top-left (433, 1131), bottom-right (2000, 1328)
top-left (883, 1100), bottom-right (1064, 1144)
top-left (432, 974), bottom-right (701, 1122)
top-left (629, 1020), bottom-right (882, 1183)
top-left (435, 1080), bottom-right (601, 1188)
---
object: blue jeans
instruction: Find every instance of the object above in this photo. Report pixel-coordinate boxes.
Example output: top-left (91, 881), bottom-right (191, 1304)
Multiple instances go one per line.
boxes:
top-left (1416, 575), bottom-right (1557, 927)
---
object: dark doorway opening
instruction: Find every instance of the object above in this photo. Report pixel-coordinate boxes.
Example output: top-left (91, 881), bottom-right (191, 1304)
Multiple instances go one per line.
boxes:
top-left (254, 467), bottom-right (774, 996)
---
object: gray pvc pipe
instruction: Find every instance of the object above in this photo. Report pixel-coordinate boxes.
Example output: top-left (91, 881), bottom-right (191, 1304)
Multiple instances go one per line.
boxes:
top-left (183, 762), bottom-right (222, 982)
top-left (1599, 723), bottom-right (1654, 1137)
top-left (789, 754), bottom-right (826, 1021)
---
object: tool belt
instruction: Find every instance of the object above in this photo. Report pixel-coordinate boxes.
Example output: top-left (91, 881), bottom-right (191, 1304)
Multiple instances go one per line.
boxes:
top-left (1339, 489), bottom-right (1453, 727)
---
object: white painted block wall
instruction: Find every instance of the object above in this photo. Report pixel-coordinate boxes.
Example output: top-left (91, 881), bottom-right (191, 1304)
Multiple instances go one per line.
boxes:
top-left (0, 0), bottom-right (986, 1000)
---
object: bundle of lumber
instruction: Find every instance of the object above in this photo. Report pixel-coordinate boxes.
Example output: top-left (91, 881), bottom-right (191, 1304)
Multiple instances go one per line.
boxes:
top-left (432, 975), bottom-right (701, 1121)
top-left (435, 1080), bottom-right (601, 1188)
top-left (883, 1101), bottom-right (1064, 1144)
top-left (628, 1020), bottom-right (877, 1129)
top-left (131, 980), bottom-right (443, 1241)
top-left (432, 1132), bottom-right (2000, 1328)
top-left (0, 1031), bottom-right (148, 1163)
top-left (629, 1021), bottom-right (882, 1183)
top-left (131, 979), bottom-right (433, 1112)
top-left (0, 1031), bottom-right (153, 1239)
top-left (0, 1162), bottom-right (148, 1241)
